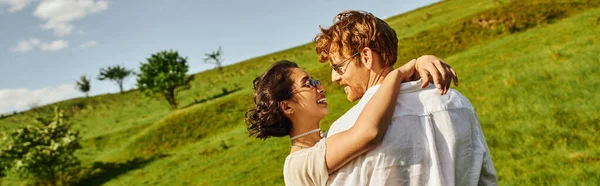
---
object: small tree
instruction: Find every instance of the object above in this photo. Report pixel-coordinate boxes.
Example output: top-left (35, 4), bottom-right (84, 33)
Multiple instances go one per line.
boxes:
top-left (75, 75), bottom-right (91, 97)
top-left (204, 46), bottom-right (224, 72)
top-left (137, 50), bottom-right (194, 110)
top-left (27, 100), bottom-right (41, 111)
top-left (0, 108), bottom-right (81, 186)
top-left (97, 65), bottom-right (134, 94)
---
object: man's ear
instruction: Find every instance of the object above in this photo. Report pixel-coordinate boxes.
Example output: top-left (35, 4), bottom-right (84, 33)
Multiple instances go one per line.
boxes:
top-left (361, 47), bottom-right (374, 70)
top-left (279, 101), bottom-right (294, 115)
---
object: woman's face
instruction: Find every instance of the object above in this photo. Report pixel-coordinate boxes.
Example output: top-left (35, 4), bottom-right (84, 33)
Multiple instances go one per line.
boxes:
top-left (285, 68), bottom-right (329, 121)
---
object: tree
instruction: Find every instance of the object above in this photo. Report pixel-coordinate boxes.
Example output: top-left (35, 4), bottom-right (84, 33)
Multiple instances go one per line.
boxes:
top-left (0, 108), bottom-right (81, 186)
top-left (97, 65), bottom-right (134, 94)
top-left (204, 46), bottom-right (224, 72)
top-left (27, 100), bottom-right (41, 111)
top-left (75, 75), bottom-right (91, 97)
top-left (137, 50), bottom-right (194, 110)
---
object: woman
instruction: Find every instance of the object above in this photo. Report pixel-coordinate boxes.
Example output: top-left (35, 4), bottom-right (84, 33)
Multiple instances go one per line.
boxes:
top-left (246, 59), bottom-right (455, 185)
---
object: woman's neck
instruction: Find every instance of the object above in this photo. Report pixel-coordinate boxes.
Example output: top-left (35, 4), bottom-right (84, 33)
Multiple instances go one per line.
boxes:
top-left (289, 119), bottom-right (321, 152)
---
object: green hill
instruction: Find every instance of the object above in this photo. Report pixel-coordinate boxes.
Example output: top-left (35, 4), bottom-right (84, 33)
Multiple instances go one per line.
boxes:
top-left (1, 0), bottom-right (599, 185)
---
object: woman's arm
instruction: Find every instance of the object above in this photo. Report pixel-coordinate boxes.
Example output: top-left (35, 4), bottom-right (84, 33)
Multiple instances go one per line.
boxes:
top-left (323, 60), bottom-right (416, 174)
top-left (410, 55), bottom-right (459, 95)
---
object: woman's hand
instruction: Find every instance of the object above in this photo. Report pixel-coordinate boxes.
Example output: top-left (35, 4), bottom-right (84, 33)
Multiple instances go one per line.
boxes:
top-left (414, 55), bottom-right (459, 95)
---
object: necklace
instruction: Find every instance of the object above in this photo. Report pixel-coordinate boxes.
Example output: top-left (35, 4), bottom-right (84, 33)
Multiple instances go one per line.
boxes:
top-left (292, 145), bottom-right (309, 149)
top-left (290, 128), bottom-right (321, 141)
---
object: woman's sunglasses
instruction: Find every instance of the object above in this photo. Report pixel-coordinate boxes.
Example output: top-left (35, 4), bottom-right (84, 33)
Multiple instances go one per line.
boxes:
top-left (288, 79), bottom-right (322, 97)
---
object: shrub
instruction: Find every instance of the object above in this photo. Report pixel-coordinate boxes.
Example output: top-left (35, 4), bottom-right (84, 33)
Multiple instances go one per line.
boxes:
top-left (0, 108), bottom-right (81, 186)
top-left (396, 0), bottom-right (600, 63)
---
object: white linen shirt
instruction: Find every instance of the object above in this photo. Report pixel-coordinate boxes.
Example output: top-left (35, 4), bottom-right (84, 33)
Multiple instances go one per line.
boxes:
top-left (326, 80), bottom-right (497, 186)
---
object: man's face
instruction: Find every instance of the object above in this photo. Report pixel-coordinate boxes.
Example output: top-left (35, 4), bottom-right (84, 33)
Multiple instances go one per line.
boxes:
top-left (329, 51), bottom-right (370, 102)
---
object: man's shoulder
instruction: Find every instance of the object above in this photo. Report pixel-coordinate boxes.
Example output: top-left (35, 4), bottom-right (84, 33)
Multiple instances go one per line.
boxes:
top-left (396, 85), bottom-right (475, 115)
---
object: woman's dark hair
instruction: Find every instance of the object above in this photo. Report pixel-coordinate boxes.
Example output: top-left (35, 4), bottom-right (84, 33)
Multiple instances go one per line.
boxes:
top-left (246, 60), bottom-right (299, 139)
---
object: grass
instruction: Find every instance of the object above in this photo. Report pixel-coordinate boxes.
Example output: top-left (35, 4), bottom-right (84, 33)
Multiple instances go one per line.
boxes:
top-left (395, 0), bottom-right (600, 63)
top-left (445, 8), bottom-right (600, 184)
top-left (1, 0), bottom-right (599, 185)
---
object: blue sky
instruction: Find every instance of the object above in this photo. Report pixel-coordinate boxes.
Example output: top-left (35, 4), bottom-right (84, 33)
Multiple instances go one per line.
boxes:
top-left (0, 0), bottom-right (437, 114)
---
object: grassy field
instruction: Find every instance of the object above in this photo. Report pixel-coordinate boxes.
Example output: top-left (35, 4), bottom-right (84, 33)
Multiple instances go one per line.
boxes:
top-left (1, 0), bottom-right (599, 185)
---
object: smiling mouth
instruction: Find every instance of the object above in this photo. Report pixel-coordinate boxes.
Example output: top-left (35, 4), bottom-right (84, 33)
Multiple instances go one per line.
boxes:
top-left (317, 98), bottom-right (327, 104)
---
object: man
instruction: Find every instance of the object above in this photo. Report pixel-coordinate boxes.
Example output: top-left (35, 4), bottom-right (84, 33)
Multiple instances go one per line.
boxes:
top-left (314, 10), bottom-right (497, 185)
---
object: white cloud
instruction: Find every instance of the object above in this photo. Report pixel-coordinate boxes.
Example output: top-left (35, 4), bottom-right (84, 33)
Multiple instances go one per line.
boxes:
top-left (79, 40), bottom-right (96, 48)
top-left (40, 39), bottom-right (68, 51)
top-left (0, 0), bottom-right (35, 12)
top-left (0, 84), bottom-right (80, 114)
top-left (10, 38), bottom-right (69, 52)
top-left (10, 38), bottom-right (40, 52)
top-left (34, 0), bottom-right (108, 37)
top-left (29, 38), bottom-right (40, 45)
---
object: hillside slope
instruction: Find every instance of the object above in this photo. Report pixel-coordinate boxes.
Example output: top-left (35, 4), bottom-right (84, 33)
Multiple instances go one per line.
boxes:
top-left (99, 5), bottom-right (600, 186)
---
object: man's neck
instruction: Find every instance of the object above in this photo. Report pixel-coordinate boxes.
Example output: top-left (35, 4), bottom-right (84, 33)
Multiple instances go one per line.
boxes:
top-left (367, 66), bottom-right (393, 88)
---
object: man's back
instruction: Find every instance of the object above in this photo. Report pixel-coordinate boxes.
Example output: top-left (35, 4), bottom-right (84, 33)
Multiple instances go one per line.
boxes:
top-left (326, 80), bottom-right (497, 186)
